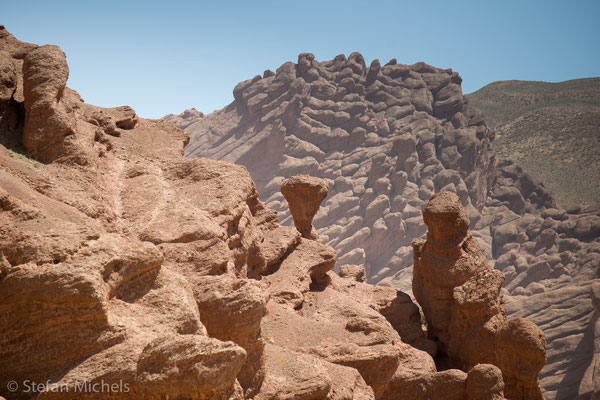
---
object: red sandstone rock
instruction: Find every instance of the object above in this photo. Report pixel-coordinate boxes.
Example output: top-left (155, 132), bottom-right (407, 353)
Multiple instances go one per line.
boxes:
top-left (466, 364), bottom-right (505, 400)
top-left (496, 318), bottom-right (546, 400)
top-left (413, 192), bottom-right (545, 400)
top-left (193, 275), bottom-right (268, 394)
top-left (2, 29), bottom-right (492, 400)
top-left (281, 174), bottom-right (329, 239)
top-left (21, 45), bottom-right (84, 164)
top-left (173, 51), bottom-right (600, 400)
top-left (2, 26), bottom-right (591, 400)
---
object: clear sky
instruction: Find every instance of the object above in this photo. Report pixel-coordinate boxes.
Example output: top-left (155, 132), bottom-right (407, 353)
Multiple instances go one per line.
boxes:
top-left (3, 0), bottom-right (599, 119)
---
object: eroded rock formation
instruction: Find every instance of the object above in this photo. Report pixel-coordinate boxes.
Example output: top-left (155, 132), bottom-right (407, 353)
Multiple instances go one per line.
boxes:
top-left (0, 27), bottom-right (542, 400)
top-left (163, 107), bottom-right (204, 130)
top-left (173, 51), bottom-right (600, 400)
top-left (180, 52), bottom-right (500, 285)
top-left (21, 45), bottom-right (79, 163)
top-left (413, 192), bottom-right (546, 400)
top-left (281, 174), bottom-right (329, 239)
top-left (579, 282), bottom-right (600, 399)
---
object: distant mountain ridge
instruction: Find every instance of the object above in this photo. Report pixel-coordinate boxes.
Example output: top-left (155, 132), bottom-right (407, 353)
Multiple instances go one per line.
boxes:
top-left (466, 78), bottom-right (600, 209)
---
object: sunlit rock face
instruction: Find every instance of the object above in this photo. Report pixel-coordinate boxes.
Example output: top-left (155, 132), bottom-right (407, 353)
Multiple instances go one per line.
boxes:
top-left (176, 51), bottom-right (600, 400)
top-left (0, 27), bottom-right (517, 400)
top-left (413, 192), bottom-right (546, 400)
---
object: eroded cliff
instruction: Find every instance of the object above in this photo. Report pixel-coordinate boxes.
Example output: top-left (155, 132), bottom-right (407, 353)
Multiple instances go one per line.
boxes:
top-left (174, 51), bottom-right (600, 400)
top-left (0, 27), bottom-right (552, 400)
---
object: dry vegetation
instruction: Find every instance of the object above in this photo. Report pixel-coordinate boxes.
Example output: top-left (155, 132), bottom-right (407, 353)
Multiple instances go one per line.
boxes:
top-left (467, 78), bottom-right (600, 209)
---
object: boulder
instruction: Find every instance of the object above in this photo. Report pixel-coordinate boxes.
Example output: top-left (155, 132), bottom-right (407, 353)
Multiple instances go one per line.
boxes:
top-left (281, 174), bottom-right (329, 239)
top-left (21, 45), bottom-right (81, 163)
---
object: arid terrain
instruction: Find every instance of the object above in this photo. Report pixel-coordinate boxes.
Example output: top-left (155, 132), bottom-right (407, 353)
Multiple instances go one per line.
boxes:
top-left (169, 54), bottom-right (600, 400)
top-left (1, 24), bottom-right (599, 400)
top-left (466, 78), bottom-right (600, 209)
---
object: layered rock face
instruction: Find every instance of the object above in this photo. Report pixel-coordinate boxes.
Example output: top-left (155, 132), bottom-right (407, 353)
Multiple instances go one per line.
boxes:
top-left (413, 192), bottom-right (546, 400)
top-left (0, 27), bottom-right (545, 400)
top-left (172, 52), bottom-right (600, 400)
top-left (182, 52), bottom-right (497, 285)
top-left (577, 282), bottom-right (600, 399)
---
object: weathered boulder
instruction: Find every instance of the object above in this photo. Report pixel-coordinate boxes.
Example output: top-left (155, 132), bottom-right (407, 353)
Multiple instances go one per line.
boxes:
top-left (496, 318), bottom-right (547, 400)
top-left (133, 335), bottom-right (246, 400)
top-left (281, 174), bottom-right (329, 239)
top-left (193, 275), bottom-right (268, 395)
top-left (21, 45), bottom-right (82, 163)
top-left (466, 364), bottom-right (505, 400)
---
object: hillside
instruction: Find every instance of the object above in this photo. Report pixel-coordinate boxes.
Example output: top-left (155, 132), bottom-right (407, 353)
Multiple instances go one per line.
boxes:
top-left (173, 54), bottom-right (600, 400)
top-left (466, 78), bottom-right (600, 209)
top-left (2, 23), bottom-right (599, 400)
top-left (0, 26), bottom-right (561, 400)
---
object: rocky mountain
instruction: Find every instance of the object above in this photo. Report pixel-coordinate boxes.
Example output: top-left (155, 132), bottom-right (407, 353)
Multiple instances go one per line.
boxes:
top-left (0, 25), bottom-right (559, 400)
top-left (172, 53), bottom-right (600, 399)
top-left (466, 78), bottom-right (600, 209)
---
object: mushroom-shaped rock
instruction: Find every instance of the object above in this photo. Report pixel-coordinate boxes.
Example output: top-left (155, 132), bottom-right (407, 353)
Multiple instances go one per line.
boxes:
top-left (281, 174), bottom-right (329, 239)
top-left (422, 191), bottom-right (470, 247)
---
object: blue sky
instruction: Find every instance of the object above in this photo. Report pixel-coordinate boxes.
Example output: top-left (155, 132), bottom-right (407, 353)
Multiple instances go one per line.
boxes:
top-left (3, 0), bottom-right (599, 118)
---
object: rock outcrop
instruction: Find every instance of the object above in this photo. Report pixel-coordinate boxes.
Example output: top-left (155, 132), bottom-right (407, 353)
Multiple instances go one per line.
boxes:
top-left (163, 107), bottom-right (204, 130)
top-left (281, 174), bottom-right (329, 239)
top-left (0, 27), bottom-right (549, 400)
top-left (21, 45), bottom-right (82, 163)
top-left (172, 52), bottom-right (600, 400)
top-left (413, 192), bottom-right (546, 399)
top-left (0, 48), bottom-right (22, 150)
top-left (579, 282), bottom-right (600, 399)
top-left (181, 53), bottom-right (497, 287)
